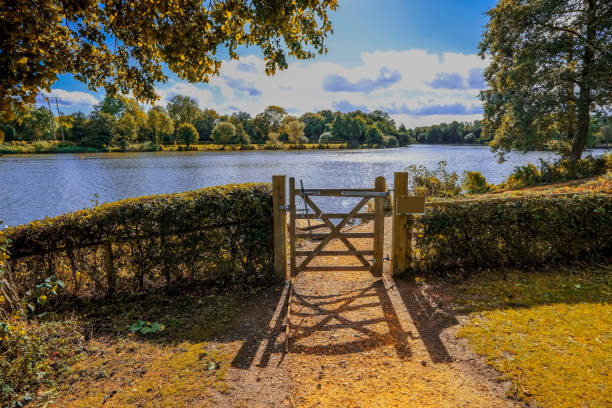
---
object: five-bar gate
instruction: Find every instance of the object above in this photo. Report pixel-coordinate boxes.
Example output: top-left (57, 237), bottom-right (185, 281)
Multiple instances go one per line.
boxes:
top-left (288, 176), bottom-right (388, 277)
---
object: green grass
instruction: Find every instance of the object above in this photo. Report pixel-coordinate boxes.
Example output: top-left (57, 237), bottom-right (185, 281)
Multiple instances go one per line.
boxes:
top-left (453, 265), bottom-right (612, 407)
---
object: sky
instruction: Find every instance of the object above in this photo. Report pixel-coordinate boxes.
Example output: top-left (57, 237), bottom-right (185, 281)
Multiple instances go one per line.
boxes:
top-left (42, 0), bottom-right (498, 128)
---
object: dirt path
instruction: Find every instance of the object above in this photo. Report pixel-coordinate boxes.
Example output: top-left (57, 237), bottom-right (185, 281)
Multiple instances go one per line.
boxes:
top-left (215, 217), bottom-right (524, 407)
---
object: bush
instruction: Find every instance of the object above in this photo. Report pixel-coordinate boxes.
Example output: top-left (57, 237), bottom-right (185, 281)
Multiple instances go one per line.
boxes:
top-left (2, 183), bottom-right (274, 298)
top-left (461, 171), bottom-right (491, 194)
top-left (177, 123), bottom-right (199, 147)
top-left (406, 160), bottom-right (461, 197)
top-left (502, 154), bottom-right (609, 189)
top-left (384, 136), bottom-right (399, 148)
top-left (413, 193), bottom-right (611, 273)
top-left (318, 132), bottom-right (332, 145)
top-left (1, 320), bottom-right (83, 407)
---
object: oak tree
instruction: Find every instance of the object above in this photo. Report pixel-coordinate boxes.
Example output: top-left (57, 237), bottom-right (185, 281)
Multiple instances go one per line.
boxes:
top-left (1, 0), bottom-right (337, 116)
top-left (480, 0), bottom-right (612, 161)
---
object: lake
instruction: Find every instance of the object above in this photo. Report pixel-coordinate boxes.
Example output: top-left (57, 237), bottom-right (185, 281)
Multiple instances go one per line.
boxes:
top-left (0, 145), bottom-right (605, 226)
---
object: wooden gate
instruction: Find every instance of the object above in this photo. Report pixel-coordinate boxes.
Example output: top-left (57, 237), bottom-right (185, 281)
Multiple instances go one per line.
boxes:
top-left (288, 176), bottom-right (387, 277)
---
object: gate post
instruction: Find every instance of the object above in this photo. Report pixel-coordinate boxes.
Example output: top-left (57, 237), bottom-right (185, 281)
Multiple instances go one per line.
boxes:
top-left (272, 175), bottom-right (288, 281)
top-left (373, 176), bottom-right (386, 277)
top-left (392, 172), bottom-right (409, 275)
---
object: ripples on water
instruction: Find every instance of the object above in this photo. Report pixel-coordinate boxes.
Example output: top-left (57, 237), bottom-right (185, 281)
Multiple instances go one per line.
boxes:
top-left (0, 145), bottom-right (604, 226)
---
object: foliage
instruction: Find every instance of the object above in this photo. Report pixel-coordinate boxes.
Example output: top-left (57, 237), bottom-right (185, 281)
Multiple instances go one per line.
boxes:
top-left (461, 171), bottom-right (491, 194)
top-left (285, 120), bottom-right (307, 145)
top-left (196, 109), bottom-right (221, 142)
top-left (365, 125), bottom-right (384, 147)
top-left (332, 114), bottom-right (363, 148)
top-left (263, 132), bottom-right (285, 150)
top-left (1, 319), bottom-right (84, 407)
top-left (128, 320), bottom-right (165, 335)
top-left (413, 193), bottom-right (611, 273)
top-left (3, 183), bottom-right (274, 298)
top-left (501, 154), bottom-right (609, 189)
top-left (212, 121), bottom-right (236, 148)
top-left (301, 113), bottom-right (326, 142)
top-left (147, 108), bottom-right (174, 147)
top-left (406, 161), bottom-right (461, 197)
top-left (407, 120), bottom-right (484, 145)
top-left (318, 131), bottom-right (333, 145)
top-left (176, 123), bottom-right (198, 147)
top-left (479, 0), bottom-right (612, 161)
top-left (1, 0), bottom-right (338, 113)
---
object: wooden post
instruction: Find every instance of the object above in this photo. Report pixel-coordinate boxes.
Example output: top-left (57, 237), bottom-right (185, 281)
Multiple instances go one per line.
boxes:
top-left (103, 241), bottom-right (116, 296)
top-left (289, 177), bottom-right (296, 278)
top-left (272, 175), bottom-right (288, 281)
top-left (373, 176), bottom-right (386, 277)
top-left (392, 172), bottom-right (409, 275)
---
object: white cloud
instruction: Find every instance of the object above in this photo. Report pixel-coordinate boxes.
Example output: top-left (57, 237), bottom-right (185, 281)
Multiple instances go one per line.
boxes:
top-left (155, 49), bottom-right (491, 127)
top-left (42, 89), bottom-right (99, 107)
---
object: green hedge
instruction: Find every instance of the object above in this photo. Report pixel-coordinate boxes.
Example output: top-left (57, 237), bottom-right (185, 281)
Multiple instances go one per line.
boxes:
top-left (3, 183), bottom-right (273, 297)
top-left (413, 193), bottom-right (611, 273)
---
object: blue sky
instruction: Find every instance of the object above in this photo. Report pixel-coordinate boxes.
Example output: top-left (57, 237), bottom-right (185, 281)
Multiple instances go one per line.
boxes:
top-left (44, 0), bottom-right (498, 127)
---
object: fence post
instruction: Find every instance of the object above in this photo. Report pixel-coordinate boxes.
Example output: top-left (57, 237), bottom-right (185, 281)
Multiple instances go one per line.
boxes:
top-left (392, 172), bottom-right (409, 275)
top-left (373, 176), bottom-right (386, 277)
top-left (272, 175), bottom-right (288, 281)
top-left (289, 177), bottom-right (296, 278)
top-left (103, 241), bottom-right (116, 296)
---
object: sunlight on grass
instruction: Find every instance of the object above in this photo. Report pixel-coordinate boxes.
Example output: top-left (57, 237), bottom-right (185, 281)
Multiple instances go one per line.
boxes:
top-left (455, 266), bottom-right (612, 408)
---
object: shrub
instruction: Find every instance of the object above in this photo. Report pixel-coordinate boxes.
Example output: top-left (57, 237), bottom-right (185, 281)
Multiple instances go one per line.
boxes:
top-left (413, 193), bottom-right (611, 273)
top-left (177, 123), bottom-right (199, 147)
top-left (502, 154), bottom-right (609, 189)
top-left (406, 161), bottom-right (461, 197)
top-left (365, 126), bottom-right (384, 146)
top-left (384, 136), bottom-right (399, 148)
top-left (318, 132), bottom-right (332, 145)
top-left (2, 183), bottom-right (274, 298)
top-left (461, 171), bottom-right (491, 194)
top-left (263, 132), bottom-right (284, 150)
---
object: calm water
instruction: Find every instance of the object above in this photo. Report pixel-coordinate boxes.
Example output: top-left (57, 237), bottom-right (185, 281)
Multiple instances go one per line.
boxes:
top-left (0, 145), bottom-right (604, 226)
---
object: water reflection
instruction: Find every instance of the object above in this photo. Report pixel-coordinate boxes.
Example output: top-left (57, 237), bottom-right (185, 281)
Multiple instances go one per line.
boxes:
top-left (0, 145), bottom-right (603, 226)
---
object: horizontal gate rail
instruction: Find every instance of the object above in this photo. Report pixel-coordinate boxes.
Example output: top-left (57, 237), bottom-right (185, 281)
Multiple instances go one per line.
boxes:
top-left (294, 212), bottom-right (374, 219)
top-left (295, 232), bottom-right (374, 239)
top-left (301, 266), bottom-right (372, 271)
top-left (295, 250), bottom-right (374, 256)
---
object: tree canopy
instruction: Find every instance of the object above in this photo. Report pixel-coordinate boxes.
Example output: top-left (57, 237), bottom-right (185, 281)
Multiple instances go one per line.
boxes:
top-left (480, 0), bottom-right (612, 161)
top-left (0, 0), bottom-right (338, 116)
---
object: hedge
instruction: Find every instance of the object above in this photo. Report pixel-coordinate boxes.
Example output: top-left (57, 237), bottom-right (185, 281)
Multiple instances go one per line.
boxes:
top-left (2, 183), bottom-right (273, 297)
top-left (413, 193), bottom-right (611, 273)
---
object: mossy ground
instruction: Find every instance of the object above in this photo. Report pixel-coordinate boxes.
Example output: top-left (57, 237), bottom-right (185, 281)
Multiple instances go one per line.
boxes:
top-left (451, 265), bottom-right (612, 408)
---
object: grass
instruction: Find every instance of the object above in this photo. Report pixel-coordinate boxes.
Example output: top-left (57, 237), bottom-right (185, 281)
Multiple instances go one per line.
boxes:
top-left (2, 286), bottom-right (259, 407)
top-left (450, 265), bottom-right (612, 408)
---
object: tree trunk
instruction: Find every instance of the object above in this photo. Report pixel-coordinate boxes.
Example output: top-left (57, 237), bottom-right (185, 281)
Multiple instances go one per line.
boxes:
top-left (570, 89), bottom-right (590, 161)
top-left (570, 0), bottom-right (594, 162)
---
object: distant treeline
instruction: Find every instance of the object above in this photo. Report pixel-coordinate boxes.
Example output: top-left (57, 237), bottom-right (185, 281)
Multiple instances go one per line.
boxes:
top-left (2, 94), bottom-right (608, 152)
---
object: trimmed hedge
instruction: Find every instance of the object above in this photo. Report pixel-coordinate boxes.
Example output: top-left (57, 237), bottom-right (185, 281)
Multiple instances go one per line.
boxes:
top-left (413, 193), bottom-right (611, 273)
top-left (2, 183), bottom-right (273, 297)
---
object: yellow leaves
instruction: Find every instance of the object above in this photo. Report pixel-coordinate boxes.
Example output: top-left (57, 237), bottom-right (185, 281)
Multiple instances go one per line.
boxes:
top-left (16, 57), bottom-right (28, 64)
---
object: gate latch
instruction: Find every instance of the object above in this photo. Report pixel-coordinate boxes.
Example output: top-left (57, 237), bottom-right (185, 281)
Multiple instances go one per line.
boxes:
top-left (279, 205), bottom-right (290, 211)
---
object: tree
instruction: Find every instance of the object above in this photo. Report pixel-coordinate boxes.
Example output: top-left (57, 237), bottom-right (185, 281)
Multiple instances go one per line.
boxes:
top-left (114, 113), bottom-right (138, 149)
top-left (68, 112), bottom-right (89, 144)
top-left (301, 113), bottom-right (325, 141)
top-left (480, 0), bottom-right (612, 161)
top-left (167, 96), bottom-right (199, 129)
top-left (147, 109), bottom-right (174, 146)
top-left (230, 111), bottom-right (255, 141)
top-left (234, 124), bottom-right (251, 146)
top-left (84, 111), bottom-right (114, 149)
top-left (1, 0), bottom-right (337, 113)
top-left (365, 125), bottom-right (384, 146)
top-left (194, 109), bottom-right (220, 142)
top-left (331, 114), bottom-right (362, 147)
top-left (176, 123), bottom-right (198, 148)
top-left (211, 121), bottom-right (236, 149)
top-left (285, 120), bottom-right (307, 145)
